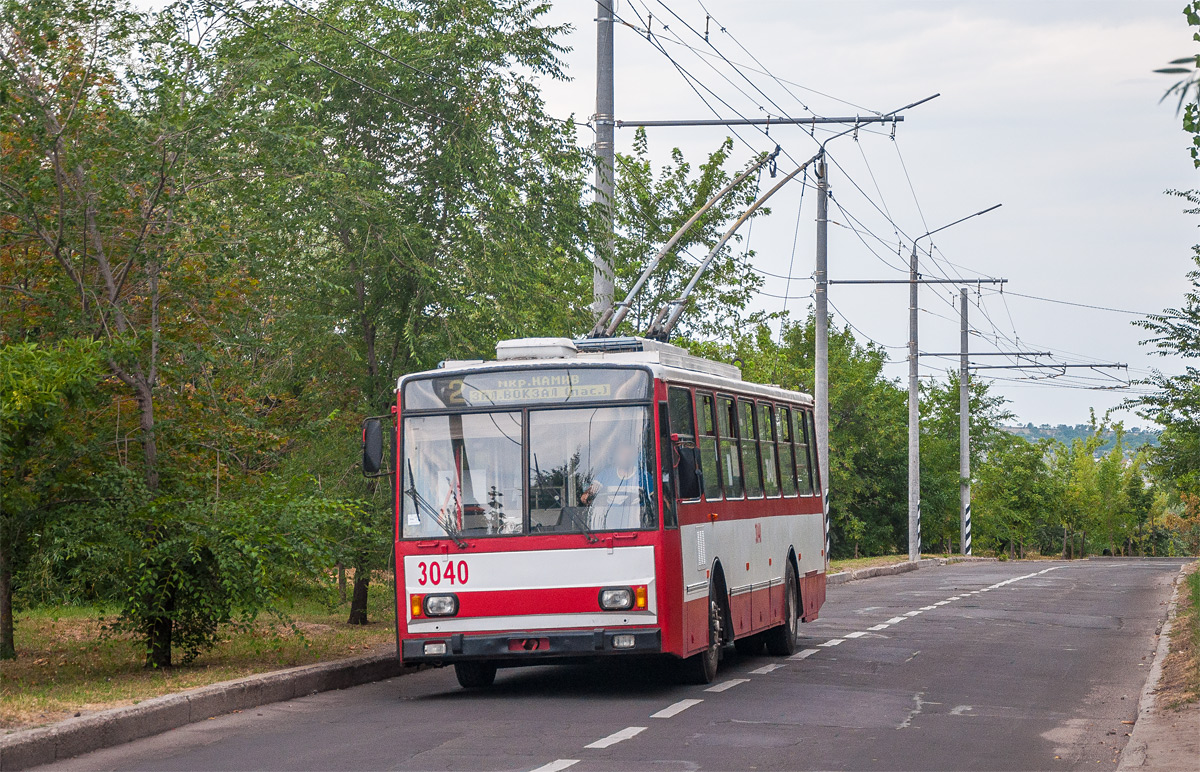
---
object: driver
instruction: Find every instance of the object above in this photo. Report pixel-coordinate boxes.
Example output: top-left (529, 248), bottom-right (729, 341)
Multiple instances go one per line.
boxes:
top-left (581, 443), bottom-right (653, 528)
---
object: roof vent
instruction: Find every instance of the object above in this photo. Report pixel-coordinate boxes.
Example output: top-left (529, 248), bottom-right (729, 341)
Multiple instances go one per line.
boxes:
top-left (495, 337), bottom-right (578, 361)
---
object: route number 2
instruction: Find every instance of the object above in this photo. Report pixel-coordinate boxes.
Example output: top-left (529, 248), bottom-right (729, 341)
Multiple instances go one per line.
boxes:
top-left (416, 560), bottom-right (469, 586)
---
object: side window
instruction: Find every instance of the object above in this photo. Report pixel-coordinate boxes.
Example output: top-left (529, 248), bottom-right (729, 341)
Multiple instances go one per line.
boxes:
top-left (807, 410), bottom-right (821, 494)
top-left (667, 387), bottom-right (701, 502)
top-left (658, 402), bottom-right (678, 529)
top-left (777, 406), bottom-right (798, 496)
top-left (793, 409), bottom-right (814, 496)
top-left (758, 403), bottom-right (780, 497)
top-left (717, 395), bottom-right (744, 498)
top-left (739, 399), bottom-right (763, 498)
top-left (698, 392), bottom-right (723, 501)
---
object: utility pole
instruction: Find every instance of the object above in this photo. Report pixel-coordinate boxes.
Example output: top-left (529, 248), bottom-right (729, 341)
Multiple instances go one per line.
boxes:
top-left (593, 0), bottom-right (616, 319)
top-left (815, 157), bottom-right (831, 564)
top-left (959, 288), bottom-right (971, 555)
top-left (908, 239), bottom-right (921, 561)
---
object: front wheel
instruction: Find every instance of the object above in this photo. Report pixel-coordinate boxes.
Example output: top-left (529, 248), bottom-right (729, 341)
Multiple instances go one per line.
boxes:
top-left (681, 594), bottom-right (722, 684)
top-left (454, 661), bottom-right (497, 688)
top-left (765, 563), bottom-right (799, 656)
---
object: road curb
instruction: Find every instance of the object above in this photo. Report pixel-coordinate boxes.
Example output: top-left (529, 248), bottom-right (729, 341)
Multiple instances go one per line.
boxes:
top-left (827, 555), bottom-right (998, 586)
top-left (1117, 562), bottom-right (1193, 771)
top-left (0, 652), bottom-right (408, 771)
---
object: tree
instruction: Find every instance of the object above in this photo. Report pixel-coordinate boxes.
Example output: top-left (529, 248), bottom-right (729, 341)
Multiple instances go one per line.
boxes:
top-left (609, 129), bottom-right (767, 339)
top-left (0, 340), bottom-right (100, 659)
top-left (973, 434), bottom-right (1053, 559)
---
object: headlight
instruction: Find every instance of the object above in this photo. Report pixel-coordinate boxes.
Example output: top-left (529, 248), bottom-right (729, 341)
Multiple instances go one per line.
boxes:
top-left (599, 587), bottom-right (634, 610)
top-left (423, 594), bottom-right (459, 617)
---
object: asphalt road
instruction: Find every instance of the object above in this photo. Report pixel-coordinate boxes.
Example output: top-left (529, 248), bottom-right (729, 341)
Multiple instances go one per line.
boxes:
top-left (43, 558), bottom-right (1187, 772)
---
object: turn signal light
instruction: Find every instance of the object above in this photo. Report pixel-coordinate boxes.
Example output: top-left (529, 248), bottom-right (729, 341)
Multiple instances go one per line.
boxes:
top-left (634, 585), bottom-right (648, 610)
top-left (411, 594), bottom-right (423, 618)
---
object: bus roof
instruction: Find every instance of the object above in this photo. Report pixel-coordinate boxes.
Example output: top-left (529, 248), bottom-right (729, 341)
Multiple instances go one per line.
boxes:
top-left (397, 337), bottom-right (814, 407)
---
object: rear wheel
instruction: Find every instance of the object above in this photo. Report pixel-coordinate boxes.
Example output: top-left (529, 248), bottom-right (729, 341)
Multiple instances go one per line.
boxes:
top-left (765, 563), bottom-right (799, 656)
top-left (681, 591), bottom-right (722, 684)
top-left (454, 661), bottom-right (497, 688)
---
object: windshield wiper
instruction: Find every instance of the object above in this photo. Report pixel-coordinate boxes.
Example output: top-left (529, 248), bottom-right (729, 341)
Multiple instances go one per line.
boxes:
top-left (406, 460), bottom-right (468, 548)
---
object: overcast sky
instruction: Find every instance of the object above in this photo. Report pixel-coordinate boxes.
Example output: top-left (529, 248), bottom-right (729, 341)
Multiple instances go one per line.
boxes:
top-left (537, 0), bottom-right (1196, 429)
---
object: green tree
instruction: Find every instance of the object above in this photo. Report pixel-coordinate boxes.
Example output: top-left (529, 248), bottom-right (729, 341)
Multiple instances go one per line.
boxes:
top-left (0, 340), bottom-right (101, 659)
top-left (973, 434), bottom-right (1053, 558)
top-left (609, 129), bottom-right (766, 339)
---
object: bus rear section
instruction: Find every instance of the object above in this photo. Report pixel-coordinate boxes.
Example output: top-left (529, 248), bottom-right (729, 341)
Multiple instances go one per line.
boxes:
top-left (371, 337), bottom-right (826, 687)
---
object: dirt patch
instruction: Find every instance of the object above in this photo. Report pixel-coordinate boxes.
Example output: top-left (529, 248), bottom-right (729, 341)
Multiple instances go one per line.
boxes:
top-left (1155, 562), bottom-right (1200, 709)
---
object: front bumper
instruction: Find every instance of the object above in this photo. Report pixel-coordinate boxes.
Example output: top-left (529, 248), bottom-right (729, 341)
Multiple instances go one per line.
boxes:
top-left (401, 627), bottom-right (661, 664)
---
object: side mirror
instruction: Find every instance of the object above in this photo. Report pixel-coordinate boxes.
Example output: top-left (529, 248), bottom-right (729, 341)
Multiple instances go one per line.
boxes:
top-left (362, 418), bottom-right (383, 476)
top-left (675, 441), bottom-right (702, 500)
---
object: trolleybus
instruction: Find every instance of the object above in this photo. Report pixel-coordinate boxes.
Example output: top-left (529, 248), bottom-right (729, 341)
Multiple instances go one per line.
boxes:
top-left (361, 335), bottom-right (827, 687)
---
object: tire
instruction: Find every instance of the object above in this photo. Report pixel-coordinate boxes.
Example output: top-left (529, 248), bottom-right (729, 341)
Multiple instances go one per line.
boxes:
top-left (454, 661), bottom-right (497, 688)
top-left (681, 591), bottom-right (722, 684)
top-left (765, 562), bottom-right (799, 656)
top-left (734, 634), bottom-right (764, 657)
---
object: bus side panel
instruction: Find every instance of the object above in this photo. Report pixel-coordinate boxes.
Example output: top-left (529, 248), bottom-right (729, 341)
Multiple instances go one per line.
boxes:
top-left (656, 528), bottom-right (686, 657)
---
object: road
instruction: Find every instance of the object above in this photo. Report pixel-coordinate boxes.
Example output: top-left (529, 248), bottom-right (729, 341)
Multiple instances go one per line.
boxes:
top-left (43, 559), bottom-right (1187, 772)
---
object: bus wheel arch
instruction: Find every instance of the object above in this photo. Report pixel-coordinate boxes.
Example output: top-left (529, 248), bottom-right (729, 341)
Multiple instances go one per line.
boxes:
top-left (709, 560), bottom-right (732, 646)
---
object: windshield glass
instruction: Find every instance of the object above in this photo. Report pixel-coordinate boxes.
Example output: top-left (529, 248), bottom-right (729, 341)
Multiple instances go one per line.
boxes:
top-left (401, 412), bottom-right (524, 538)
top-left (529, 406), bottom-right (655, 534)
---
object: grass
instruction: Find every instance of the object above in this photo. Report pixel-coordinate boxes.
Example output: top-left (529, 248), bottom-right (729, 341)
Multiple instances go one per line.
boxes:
top-left (1158, 560), bottom-right (1200, 710)
top-left (0, 583), bottom-right (398, 732)
top-left (828, 553), bottom-right (964, 573)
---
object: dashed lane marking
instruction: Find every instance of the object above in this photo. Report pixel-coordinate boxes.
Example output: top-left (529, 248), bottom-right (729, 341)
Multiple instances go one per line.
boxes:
top-left (530, 761), bottom-right (579, 772)
top-left (885, 616), bottom-right (906, 624)
top-left (705, 678), bottom-right (750, 692)
top-left (585, 726), bottom-right (647, 749)
top-left (867, 624), bottom-right (890, 631)
top-left (919, 605), bottom-right (937, 611)
top-left (844, 631), bottom-right (868, 638)
top-left (820, 639), bottom-right (845, 647)
top-left (651, 699), bottom-right (703, 718)
top-left (904, 610), bottom-right (922, 616)
top-left (934, 600), bottom-right (951, 605)
top-left (789, 648), bottom-right (820, 660)
top-left (750, 663), bottom-right (786, 674)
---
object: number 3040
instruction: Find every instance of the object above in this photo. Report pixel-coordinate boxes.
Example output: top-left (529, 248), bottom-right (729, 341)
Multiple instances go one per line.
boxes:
top-left (416, 560), bottom-right (468, 586)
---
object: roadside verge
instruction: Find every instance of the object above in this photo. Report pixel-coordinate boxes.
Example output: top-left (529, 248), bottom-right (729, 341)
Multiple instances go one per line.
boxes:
top-left (1, 652), bottom-right (407, 771)
top-left (827, 555), bottom-right (997, 585)
top-left (1118, 561), bottom-right (1200, 771)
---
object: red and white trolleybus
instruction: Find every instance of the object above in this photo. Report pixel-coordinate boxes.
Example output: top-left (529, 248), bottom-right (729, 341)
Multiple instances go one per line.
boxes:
top-left (362, 335), bottom-right (827, 687)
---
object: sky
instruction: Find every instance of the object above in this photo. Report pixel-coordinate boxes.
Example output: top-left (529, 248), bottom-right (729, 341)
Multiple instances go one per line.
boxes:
top-left (536, 0), bottom-right (1197, 429)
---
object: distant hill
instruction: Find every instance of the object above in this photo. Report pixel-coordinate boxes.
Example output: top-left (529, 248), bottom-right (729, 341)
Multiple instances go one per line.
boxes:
top-left (1003, 424), bottom-right (1160, 456)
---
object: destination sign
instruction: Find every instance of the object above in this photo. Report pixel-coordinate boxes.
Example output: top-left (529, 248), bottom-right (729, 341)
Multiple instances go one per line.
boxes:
top-left (404, 368), bottom-right (649, 410)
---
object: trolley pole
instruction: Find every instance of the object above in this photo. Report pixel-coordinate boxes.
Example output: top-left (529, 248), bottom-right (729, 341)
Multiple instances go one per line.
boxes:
top-left (593, 0), bottom-right (616, 319)
top-left (815, 156), bottom-right (831, 563)
top-left (959, 288), bottom-right (971, 555)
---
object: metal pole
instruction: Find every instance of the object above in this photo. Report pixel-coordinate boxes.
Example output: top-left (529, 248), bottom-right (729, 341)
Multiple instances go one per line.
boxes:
top-left (815, 156), bottom-right (831, 564)
top-left (908, 244), bottom-right (921, 562)
top-left (960, 288), bottom-right (971, 556)
top-left (593, 1), bottom-right (615, 319)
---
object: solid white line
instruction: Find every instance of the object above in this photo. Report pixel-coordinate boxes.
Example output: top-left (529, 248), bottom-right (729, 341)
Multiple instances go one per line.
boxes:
top-left (750, 663), bottom-right (785, 674)
top-left (585, 726), bottom-right (647, 749)
top-left (844, 631), bottom-right (868, 638)
top-left (651, 699), bottom-right (703, 719)
top-left (820, 638), bottom-right (844, 647)
top-left (706, 678), bottom-right (750, 692)
top-left (530, 761), bottom-right (579, 772)
top-left (885, 616), bottom-right (906, 624)
top-left (868, 623), bottom-right (890, 631)
top-left (789, 648), bottom-right (820, 660)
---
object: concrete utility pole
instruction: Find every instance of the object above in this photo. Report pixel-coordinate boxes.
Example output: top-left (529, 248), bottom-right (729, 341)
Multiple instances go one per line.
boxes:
top-left (959, 288), bottom-right (971, 555)
top-left (905, 204), bottom-right (1001, 562)
top-left (593, 0), bottom-right (616, 319)
top-left (907, 240), bottom-right (922, 561)
top-left (815, 157), bottom-right (830, 562)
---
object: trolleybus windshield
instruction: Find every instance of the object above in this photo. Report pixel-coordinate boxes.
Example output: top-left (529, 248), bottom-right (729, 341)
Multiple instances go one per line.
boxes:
top-left (399, 368), bottom-right (656, 539)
